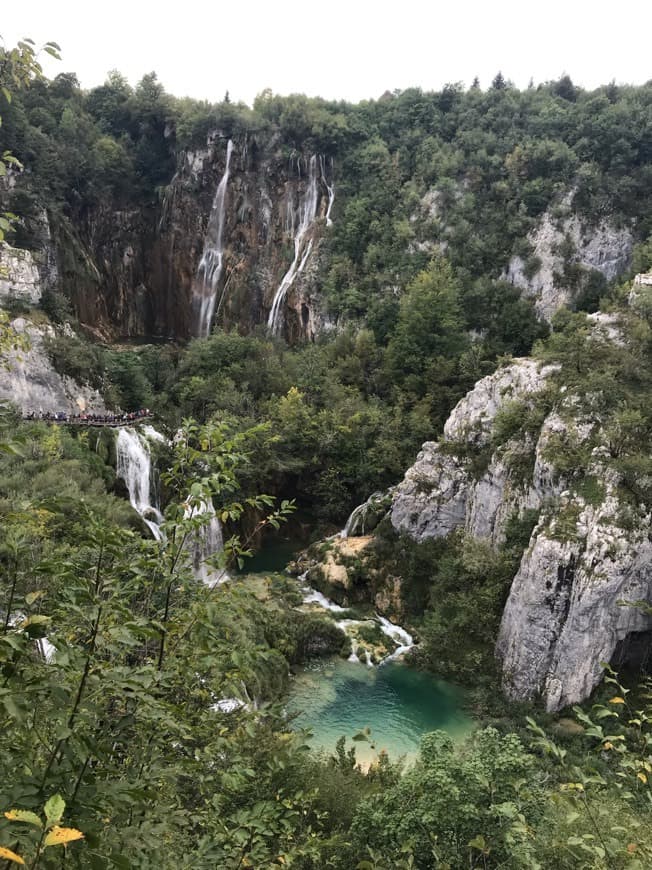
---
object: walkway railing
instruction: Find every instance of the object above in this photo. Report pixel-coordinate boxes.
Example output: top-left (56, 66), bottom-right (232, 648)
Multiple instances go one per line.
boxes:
top-left (22, 410), bottom-right (154, 428)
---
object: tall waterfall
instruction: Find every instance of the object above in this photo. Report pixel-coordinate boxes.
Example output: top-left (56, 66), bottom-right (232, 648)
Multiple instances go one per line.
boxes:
top-left (267, 155), bottom-right (321, 335)
top-left (191, 139), bottom-right (234, 338)
top-left (319, 155), bottom-right (335, 226)
top-left (115, 428), bottom-right (163, 540)
top-left (186, 496), bottom-right (227, 587)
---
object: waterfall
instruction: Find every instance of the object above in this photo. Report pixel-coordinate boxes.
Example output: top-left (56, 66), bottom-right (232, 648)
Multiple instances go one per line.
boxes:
top-left (191, 139), bottom-right (234, 338)
top-left (115, 428), bottom-right (163, 540)
top-left (302, 586), bottom-right (346, 612)
top-left (267, 155), bottom-right (320, 335)
top-left (340, 491), bottom-right (385, 539)
top-left (377, 616), bottom-right (414, 664)
top-left (299, 574), bottom-right (413, 665)
top-left (319, 155), bottom-right (335, 226)
top-left (37, 637), bottom-right (56, 662)
top-left (186, 496), bottom-right (227, 587)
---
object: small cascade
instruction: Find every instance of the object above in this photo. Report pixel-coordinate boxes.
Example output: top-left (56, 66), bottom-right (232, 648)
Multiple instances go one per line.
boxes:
top-left (210, 697), bottom-right (245, 714)
top-left (300, 575), bottom-right (413, 665)
top-left (302, 586), bottom-right (346, 612)
top-left (191, 139), bottom-right (234, 338)
top-left (319, 155), bottom-right (335, 226)
top-left (141, 424), bottom-right (167, 444)
top-left (186, 497), bottom-right (227, 587)
top-left (267, 155), bottom-right (321, 335)
top-left (37, 637), bottom-right (56, 662)
top-left (377, 616), bottom-right (415, 663)
top-left (340, 491), bottom-right (385, 539)
top-left (115, 428), bottom-right (163, 540)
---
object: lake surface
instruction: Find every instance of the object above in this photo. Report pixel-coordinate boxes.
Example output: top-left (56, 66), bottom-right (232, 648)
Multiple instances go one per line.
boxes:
top-left (287, 657), bottom-right (473, 766)
top-left (239, 538), bottom-right (302, 574)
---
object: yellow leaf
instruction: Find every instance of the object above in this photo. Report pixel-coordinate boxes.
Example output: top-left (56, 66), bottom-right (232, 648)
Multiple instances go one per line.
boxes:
top-left (43, 826), bottom-right (84, 847)
top-left (637, 773), bottom-right (647, 784)
top-left (609, 697), bottom-right (625, 704)
top-left (603, 741), bottom-right (614, 750)
top-left (0, 846), bottom-right (25, 865)
top-left (4, 810), bottom-right (42, 828)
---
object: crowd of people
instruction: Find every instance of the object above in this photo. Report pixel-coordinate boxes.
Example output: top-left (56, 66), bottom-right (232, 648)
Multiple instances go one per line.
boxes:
top-left (23, 408), bottom-right (153, 426)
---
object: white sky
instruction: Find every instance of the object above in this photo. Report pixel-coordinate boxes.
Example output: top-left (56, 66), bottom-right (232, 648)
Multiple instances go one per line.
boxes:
top-left (11, 0), bottom-right (652, 106)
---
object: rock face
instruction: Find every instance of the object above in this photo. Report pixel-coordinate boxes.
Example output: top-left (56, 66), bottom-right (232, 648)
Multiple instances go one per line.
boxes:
top-left (497, 479), bottom-right (652, 710)
top-left (504, 205), bottom-right (632, 321)
top-left (390, 348), bottom-right (652, 711)
top-left (40, 136), bottom-right (336, 341)
top-left (0, 317), bottom-right (105, 414)
top-left (0, 244), bottom-right (42, 303)
top-left (306, 535), bottom-right (405, 620)
top-left (390, 359), bottom-right (559, 544)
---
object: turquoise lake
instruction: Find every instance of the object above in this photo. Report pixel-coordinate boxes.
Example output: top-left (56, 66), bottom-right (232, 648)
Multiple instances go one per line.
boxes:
top-left (287, 657), bottom-right (473, 766)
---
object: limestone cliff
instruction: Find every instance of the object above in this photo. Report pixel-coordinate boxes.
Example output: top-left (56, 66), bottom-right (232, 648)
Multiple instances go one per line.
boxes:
top-left (390, 359), bottom-right (560, 544)
top-left (39, 136), bottom-right (335, 341)
top-left (503, 199), bottom-right (632, 322)
top-left (390, 320), bottom-right (652, 711)
top-left (0, 316), bottom-right (105, 414)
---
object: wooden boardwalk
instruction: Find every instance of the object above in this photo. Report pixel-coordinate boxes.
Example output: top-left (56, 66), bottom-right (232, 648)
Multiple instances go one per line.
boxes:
top-left (22, 413), bottom-right (154, 429)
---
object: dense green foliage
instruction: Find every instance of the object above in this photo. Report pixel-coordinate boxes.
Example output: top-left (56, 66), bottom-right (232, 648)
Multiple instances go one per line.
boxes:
top-left (3, 40), bottom-right (652, 869)
top-left (3, 410), bottom-right (652, 868)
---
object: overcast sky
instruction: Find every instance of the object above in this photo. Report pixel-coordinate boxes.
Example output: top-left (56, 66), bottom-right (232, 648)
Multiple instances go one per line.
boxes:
top-left (10, 0), bottom-right (652, 105)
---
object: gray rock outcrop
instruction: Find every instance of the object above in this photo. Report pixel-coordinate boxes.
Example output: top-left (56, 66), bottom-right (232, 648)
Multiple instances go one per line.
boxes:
top-left (0, 317), bottom-right (105, 414)
top-left (0, 244), bottom-right (42, 303)
top-left (390, 359), bottom-right (558, 544)
top-left (497, 477), bottom-right (652, 711)
top-left (504, 205), bottom-right (632, 321)
top-left (390, 343), bottom-right (652, 711)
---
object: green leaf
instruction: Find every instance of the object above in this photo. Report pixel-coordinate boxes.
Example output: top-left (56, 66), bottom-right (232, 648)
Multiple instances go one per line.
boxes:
top-left (468, 835), bottom-right (488, 851)
top-left (44, 794), bottom-right (65, 828)
top-left (25, 590), bottom-right (46, 606)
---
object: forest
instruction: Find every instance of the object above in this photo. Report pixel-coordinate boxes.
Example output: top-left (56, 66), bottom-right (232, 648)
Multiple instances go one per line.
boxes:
top-left (1, 37), bottom-right (652, 868)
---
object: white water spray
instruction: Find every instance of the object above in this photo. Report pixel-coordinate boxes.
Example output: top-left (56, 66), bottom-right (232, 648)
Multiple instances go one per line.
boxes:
top-left (299, 573), bottom-right (413, 665)
top-left (303, 586), bottom-right (346, 612)
top-left (115, 428), bottom-right (163, 540)
top-left (319, 155), bottom-right (335, 226)
top-left (340, 491), bottom-right (385, 539)
top-left (185, 497), bottom-right (227, 587)
top-left (267, 155), bottom-right (320, 335)
top-left (377, 616), bottom-right (414, 663)
top-left (192, 139), bottom-right (234, 338)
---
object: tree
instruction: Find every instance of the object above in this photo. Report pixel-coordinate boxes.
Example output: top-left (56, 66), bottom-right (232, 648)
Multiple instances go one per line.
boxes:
top-left (0, 35), bottom-right (59, 353)
top-left (0, 35), bottom-right (60, 237)
top-left (386, 257), bottom-right (467, 384)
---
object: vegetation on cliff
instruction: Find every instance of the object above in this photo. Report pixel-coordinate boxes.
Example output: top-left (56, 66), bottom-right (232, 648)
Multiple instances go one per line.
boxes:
top-left (2, 38), bottom-right (652, 869)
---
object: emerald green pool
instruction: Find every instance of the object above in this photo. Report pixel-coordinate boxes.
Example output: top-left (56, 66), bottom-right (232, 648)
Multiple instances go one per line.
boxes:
top-left (287, 657), bottom-right (473, 766)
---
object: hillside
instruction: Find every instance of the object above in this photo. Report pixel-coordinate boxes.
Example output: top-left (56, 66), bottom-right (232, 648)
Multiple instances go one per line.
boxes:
top-left (1, 52), bottom-right (652, 868)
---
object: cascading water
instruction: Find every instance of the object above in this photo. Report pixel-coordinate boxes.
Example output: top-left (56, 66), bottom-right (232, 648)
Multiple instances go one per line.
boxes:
top-left (299, 573), bottom-right (413, 665)
top-left (377, 616), bottom-right (415, 663)
top-left (115, 428), bottom-right (163, 540)
top-left (185, 497), bottom-right (227, 587)
top-left (319, 155), bottom-right (335, 227)
top-left (267, 155), bottom-right (321, 335)
top-left (340, 491), bottom-right (386, 539)
top-left (191, 139), bottom-right (234, 338)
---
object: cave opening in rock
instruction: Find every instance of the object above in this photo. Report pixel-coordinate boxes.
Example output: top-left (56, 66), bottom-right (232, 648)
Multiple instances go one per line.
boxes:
top-left (611, 628), bottom-right (652, 677)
